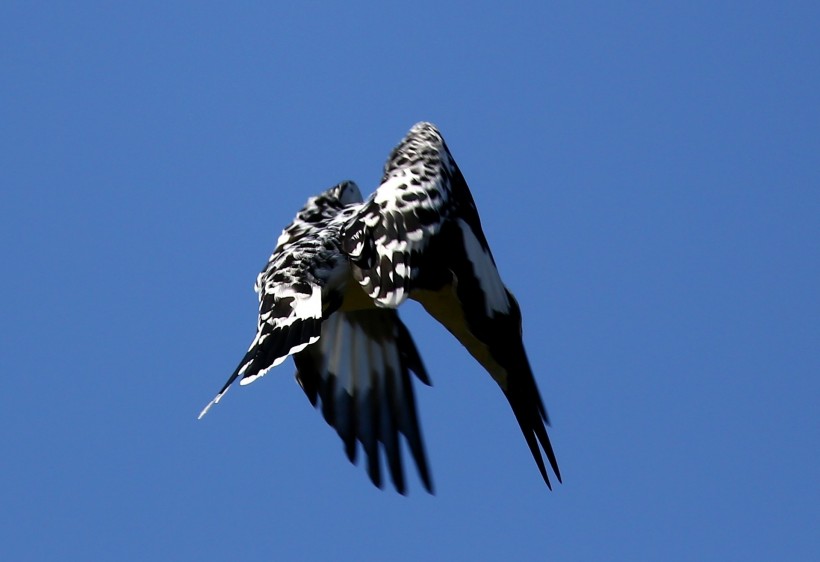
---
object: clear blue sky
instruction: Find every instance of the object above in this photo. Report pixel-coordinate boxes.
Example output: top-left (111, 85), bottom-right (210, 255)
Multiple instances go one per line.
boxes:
top-left (2, 2), bottom-right (818, 560)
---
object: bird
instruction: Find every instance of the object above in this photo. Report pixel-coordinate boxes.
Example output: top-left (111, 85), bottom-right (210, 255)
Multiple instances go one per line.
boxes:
top-left (199, 122), bottom-right (561, 494)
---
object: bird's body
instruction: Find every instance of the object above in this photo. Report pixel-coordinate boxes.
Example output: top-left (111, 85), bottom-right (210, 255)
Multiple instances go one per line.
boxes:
top-left (200, 122), bottom-right (560, 493)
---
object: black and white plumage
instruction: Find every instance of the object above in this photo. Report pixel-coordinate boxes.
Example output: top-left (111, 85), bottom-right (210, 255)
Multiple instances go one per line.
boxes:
top-left (198, 180), bottom-right (433, 493)
top-left (200, 122), bottom-right (561, 493)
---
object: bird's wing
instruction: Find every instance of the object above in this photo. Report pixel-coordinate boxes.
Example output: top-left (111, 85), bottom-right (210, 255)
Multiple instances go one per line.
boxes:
top-left (413, 218), bottom-right (562, 489)
top-left (344, 123), bottom-right (561, 488)
top-left (199, 179), bottom-right (435, 492)
top-left (342, 122), bottom-right (456, 308)
top-left (198, 182), bottom-right (362, 419)
top-left (293, 308), bottom-right (433, 494)
top-left (273, 180), bottom-right (363, 253)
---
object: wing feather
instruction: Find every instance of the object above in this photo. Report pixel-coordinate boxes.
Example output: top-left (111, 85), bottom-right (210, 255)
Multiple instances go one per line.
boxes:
top-left (343, 123), bottom-right (455, 307)
top-left (200, 125), bottom-right (560, 492)
top-left (343, 122), bottom-right (561, 488)
top-left (414, 197), bottom-right (562, 488)
top-left (198, 182), bottom-right (361, 419)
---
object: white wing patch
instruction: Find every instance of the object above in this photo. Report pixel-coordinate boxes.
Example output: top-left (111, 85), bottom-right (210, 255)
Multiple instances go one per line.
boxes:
top-left (456, 219), bottom-right (510, 316)
top-left (240, 285), bottom-right (323, 386)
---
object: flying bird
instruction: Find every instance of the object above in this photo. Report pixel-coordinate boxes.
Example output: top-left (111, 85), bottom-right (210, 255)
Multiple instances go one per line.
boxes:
top-left (199, 122), bottom-right (561, 493)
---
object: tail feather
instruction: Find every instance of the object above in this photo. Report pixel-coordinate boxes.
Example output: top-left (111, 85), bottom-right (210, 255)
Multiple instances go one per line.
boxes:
top-left (293, 309), bottom-right (433, 494)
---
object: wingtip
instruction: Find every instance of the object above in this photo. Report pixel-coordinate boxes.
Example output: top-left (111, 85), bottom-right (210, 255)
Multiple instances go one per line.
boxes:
top-left (421, 471), bottom-right (435, 495)
top-left (550, 453), bottom-right (563, 485)
top-left (539, 460), bottom-right (562, 490)
top-left (197, 386), bottom-right (230, 420)
top-left (197, 400), bottom-right (215, 420)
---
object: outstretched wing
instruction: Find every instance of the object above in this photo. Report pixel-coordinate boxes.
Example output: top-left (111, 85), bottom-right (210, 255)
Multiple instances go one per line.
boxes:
top-left (198, 179), bottom-right (435, 493)
top-left (414, 218), bottom-right (561, 489)
top-left (198, 182), bottom-right (361, 418)
top-left (293, 308), bottom-right (433, 494)
top-left (344, 123), bottom-right (561, 488)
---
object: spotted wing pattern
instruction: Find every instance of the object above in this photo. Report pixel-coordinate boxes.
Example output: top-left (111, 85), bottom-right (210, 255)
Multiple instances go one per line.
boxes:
top-left (342, 122), bottom-right (456, 307)
top-left (198, 180), bottom-right (433, 494)
top-left (343, 123), bottom-right (561, 488)
top-left (200, 123), bottom-right (560, 492)
top-left (197, 181), bottom-right (363, 418)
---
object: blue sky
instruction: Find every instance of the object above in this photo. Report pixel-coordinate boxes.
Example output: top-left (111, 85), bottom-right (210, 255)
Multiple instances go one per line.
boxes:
top-left (2, 2), bottom-right (818, 560)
